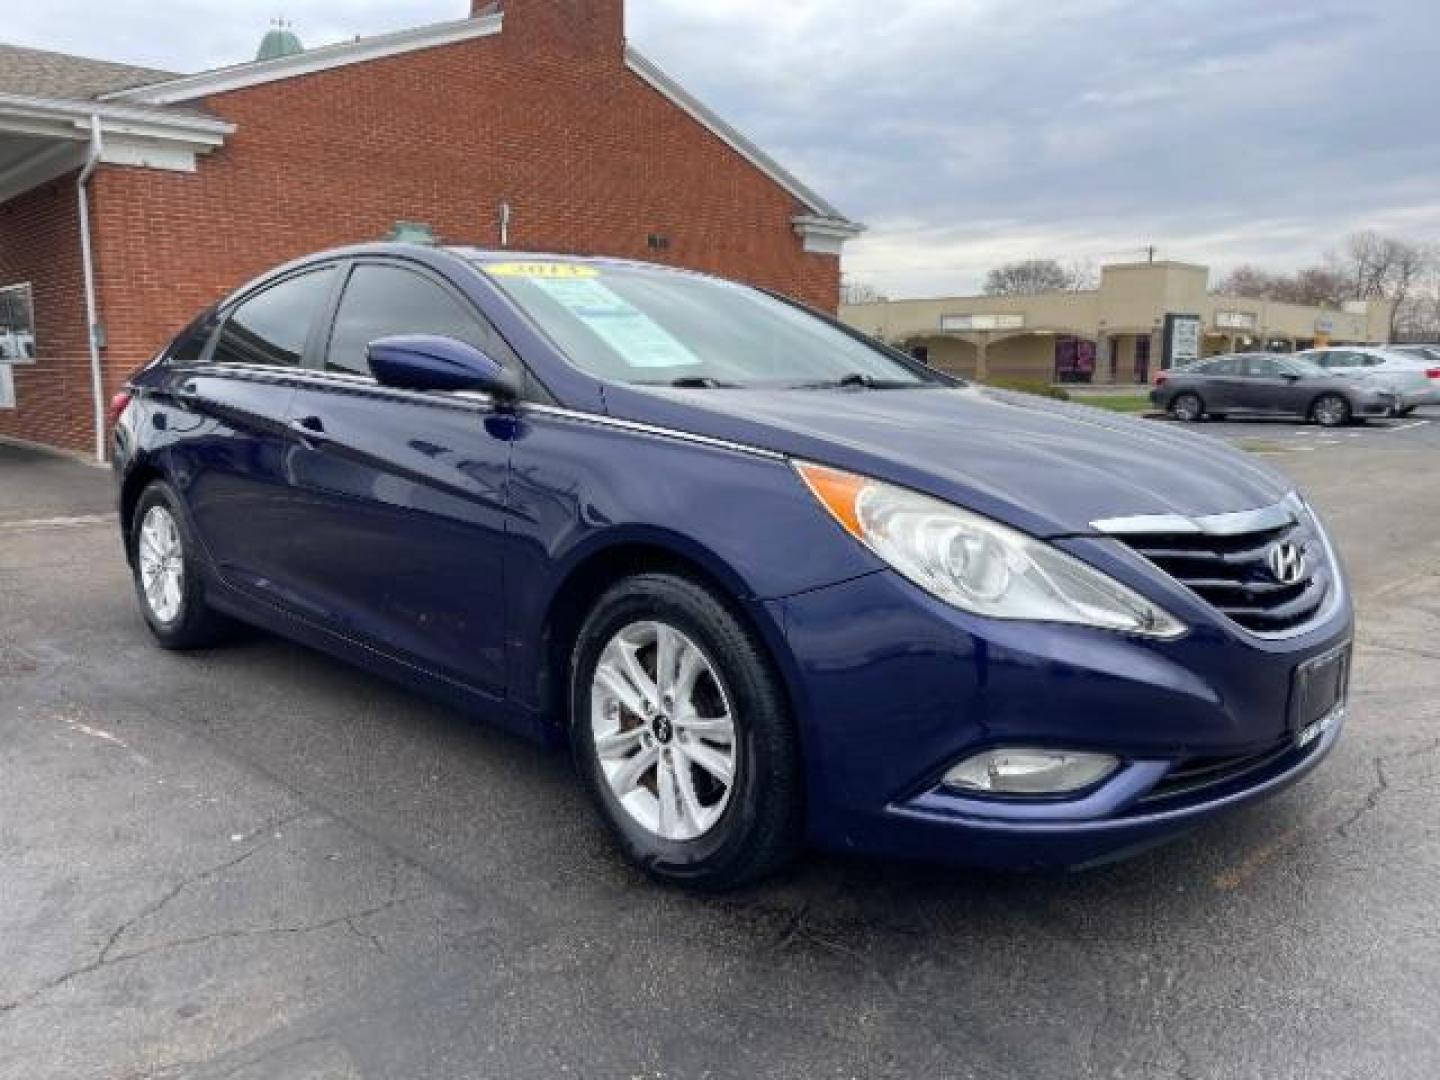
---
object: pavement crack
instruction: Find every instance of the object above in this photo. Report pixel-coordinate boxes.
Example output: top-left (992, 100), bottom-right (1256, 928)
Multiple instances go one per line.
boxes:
top-left (0, 809), bottom-right (308, 1018)
top-left (343, 915), bottom-right (388, 955)
top-left (104, 895), bottom-right (420, 968)
top-left (1334, 756), bottom-right (1390, 839)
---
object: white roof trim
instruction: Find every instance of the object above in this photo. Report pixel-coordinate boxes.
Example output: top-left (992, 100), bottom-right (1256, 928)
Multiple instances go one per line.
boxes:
top-left (0, 95), bottom-right (232, 202)
top-left (625, 46), bottom-right (859, 228)
top-left (792, 213), bottom-right (866, 256)
top-left (101, 13), bottom-right (504, 106)
top-left (0, 92), bottom-right (233, 141)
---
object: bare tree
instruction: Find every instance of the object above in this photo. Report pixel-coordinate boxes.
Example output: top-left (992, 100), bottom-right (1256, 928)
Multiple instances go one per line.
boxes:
top-left (1393, 250), bottom-right (1440, 338)
top-left (1214, 263), bottom-right (1346, 307)
top-left (1329, 232), bottom-right (1431, 335)
top-left (1063, 258), bottom-right (1099, 291)
top-left (983, 259), bottom-right (1078, 296)
top-left (1280, 265), bottom-right (1348, 307)
top-left (1215, 264), bottom-right (1277, 299)
top-left (840, 280), bottom-right (888, 305)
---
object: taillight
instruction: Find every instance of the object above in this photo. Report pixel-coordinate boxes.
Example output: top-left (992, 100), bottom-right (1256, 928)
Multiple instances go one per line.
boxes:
top-left (1154, 372), bottom-right (1168, 387)
top-left (105, 390), bottom-right (132, 429)
top-left (1426, 367), bottom-right (1440, 381)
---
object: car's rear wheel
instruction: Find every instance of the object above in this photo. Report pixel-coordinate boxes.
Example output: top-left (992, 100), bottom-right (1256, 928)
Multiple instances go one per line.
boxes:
top-left (1169, 392), bottom-right (1204, 422)
top-left (569, 572), bottom-right (803, 890)
top-left (1310, 393), bottom-right (1351, 428)
top-left (130, 481), bottom-right (231, 649)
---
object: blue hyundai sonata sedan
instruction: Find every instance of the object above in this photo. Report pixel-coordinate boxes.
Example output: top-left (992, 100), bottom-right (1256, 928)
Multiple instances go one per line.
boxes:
top-left (112, 244), bottom-right (1351, 888)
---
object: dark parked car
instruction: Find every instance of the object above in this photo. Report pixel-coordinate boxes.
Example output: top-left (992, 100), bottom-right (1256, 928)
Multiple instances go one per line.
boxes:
top-left (1151, 353), bottom-right (1398, 426)
top-left (111, 246), bottom-right (1351, 888)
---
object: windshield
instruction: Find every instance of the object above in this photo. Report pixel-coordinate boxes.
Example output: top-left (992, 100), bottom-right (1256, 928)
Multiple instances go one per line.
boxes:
top-left (477, 261), bottom-right (930, 389)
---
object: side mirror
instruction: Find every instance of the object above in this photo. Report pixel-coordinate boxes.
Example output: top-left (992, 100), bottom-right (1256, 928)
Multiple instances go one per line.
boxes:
top-left (367, 334), bottom-right (521, 402)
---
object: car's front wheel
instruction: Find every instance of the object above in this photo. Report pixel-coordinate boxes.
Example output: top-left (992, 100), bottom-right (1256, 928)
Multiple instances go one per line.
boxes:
top-left (1310, 393), bottom-right (1351, 428)
top-left (569, 572), bottom-right (803, 890)
top-left (130, 481), bottom-right (231, 649)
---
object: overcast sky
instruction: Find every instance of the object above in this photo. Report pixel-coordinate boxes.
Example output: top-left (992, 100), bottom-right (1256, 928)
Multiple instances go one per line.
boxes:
top-left (8, 0), bottom-right (1438, 296)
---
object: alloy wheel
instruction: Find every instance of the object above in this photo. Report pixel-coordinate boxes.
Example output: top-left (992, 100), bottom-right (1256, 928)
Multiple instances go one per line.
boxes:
top-left (1172, 394), bottom-right (1202, 422)
top-left (138, 505), bottom-right (185, 624)
top-left (590, 620), bottom-right (737, 842)
top-left (1313, 395), bottom-right (1348, 427)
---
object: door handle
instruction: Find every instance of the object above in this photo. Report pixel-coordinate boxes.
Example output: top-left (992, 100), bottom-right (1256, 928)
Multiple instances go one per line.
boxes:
top-left (173, 382), bottom-right (201, 405)
top-left (288, 415), bottom-right (332, 448)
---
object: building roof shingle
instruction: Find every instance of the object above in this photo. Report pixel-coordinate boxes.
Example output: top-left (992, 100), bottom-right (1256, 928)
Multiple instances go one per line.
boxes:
top-left (0, 41), bottom-right (176, 100)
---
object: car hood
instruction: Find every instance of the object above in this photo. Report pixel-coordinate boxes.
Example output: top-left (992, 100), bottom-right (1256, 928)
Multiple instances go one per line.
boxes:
top-left (602, 384), bottom-right (1294, 537)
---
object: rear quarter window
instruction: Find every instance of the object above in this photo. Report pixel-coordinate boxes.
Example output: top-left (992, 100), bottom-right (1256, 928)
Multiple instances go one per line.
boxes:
top-left (164, 312), bottom-right (218, 366)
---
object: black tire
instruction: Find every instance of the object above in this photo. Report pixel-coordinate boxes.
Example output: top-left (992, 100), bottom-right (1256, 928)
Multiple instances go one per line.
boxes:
top-left (129, 480), bottom-right (232, 649)
top-left (1169, 392), bottom-right (1204, 422)
top-left (1310, 393), bottom-right (1351, 428)
top-left (569, 572), bottom-right (803, 890)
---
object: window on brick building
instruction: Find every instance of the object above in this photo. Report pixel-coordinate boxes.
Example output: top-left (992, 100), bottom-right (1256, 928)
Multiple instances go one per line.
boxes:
top-left (213, 268), bottom-right (337, 368)
top-left (0, 283), bottom-right (36, 362)
top-left (0, 363), bottom-right (14, 409)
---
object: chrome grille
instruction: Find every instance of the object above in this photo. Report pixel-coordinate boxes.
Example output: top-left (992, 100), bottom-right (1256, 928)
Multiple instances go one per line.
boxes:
top-left (1099, 502), bottom-right (1333, 636)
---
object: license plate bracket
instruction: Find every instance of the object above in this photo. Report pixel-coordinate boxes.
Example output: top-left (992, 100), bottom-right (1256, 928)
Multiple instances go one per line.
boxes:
top-left (1291, 643), bottom-right (1350, 737)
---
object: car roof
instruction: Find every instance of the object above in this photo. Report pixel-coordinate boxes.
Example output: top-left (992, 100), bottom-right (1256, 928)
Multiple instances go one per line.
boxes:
top-left (221, 243), bottom-right (722, 311)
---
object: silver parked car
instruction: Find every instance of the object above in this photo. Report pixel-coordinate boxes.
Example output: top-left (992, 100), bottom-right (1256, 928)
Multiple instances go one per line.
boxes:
top-left (1294, 346), bottom-right (1439, 412)
top-left (1151, 353), bottom-right (1399, 426)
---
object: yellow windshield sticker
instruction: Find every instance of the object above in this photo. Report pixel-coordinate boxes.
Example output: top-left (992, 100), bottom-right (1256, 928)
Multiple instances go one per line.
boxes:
top-left (485, 262), bottom-right (598, 279)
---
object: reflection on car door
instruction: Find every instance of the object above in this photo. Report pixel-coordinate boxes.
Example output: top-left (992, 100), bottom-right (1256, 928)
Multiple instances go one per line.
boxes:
top-left (281, 259), bottom-right (516, 694)
top-left (1240, 355), bottom-right (1294, 415)
top-left (1201, 356), bottom-right (1245, 411)
top-left (163, 265), bottom-right (340, 602)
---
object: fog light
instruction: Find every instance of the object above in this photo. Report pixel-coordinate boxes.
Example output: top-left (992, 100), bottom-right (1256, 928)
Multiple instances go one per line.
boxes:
top-left (943, 749), bottom-right (1120, 795)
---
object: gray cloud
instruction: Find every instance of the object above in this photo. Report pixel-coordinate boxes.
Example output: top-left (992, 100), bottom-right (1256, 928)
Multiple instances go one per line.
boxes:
top-left (8, 0), bottom-right (1438, 295)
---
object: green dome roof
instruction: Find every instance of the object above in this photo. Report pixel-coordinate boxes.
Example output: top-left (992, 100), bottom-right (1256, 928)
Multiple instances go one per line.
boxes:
top-left (256, 24), bottom-right (304, 61)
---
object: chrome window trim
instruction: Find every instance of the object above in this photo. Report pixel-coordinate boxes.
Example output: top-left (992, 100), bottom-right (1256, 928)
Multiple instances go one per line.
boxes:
top-left (201, 362), bottom-right (500, 411)
top-left (195, 366), bottom-right (779, 459)
top-left (1093, 494), bottom-right (1346, 641)
top-left (523, 403), bottom-right (786, 461)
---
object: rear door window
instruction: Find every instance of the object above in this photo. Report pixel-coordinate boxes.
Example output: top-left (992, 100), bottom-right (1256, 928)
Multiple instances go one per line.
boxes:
top-left (325, 264), bottom-right (497, 375)
top-left (212, 268), bottom-right (337, 368)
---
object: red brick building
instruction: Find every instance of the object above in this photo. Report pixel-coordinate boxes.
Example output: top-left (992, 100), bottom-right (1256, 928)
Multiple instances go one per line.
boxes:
top-left (0, 0), bottom-right (861, 458)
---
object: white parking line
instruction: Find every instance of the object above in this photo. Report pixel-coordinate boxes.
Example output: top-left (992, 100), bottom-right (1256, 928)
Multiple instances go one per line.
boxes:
top-left (1386, 419), bottom-right (1429, 434)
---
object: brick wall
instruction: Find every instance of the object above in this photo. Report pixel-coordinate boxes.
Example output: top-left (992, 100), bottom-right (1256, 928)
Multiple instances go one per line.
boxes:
top-left (0, 177), bottom-right (95, 454)
top-left (2, 4), bottom-right (842, 455)
top-left (83, 6), bottom-right (838, 439)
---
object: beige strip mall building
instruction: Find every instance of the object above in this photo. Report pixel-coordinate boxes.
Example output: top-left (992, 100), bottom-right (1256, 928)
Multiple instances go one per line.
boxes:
top-left (841, 260), bottom-right (1395, 386)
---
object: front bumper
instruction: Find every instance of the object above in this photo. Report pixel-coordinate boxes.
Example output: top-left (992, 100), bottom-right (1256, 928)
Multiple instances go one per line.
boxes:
top-left (1357, 393), bottom-right (1398, 417)
top-left (771, 565), bottom-right (1352, 870)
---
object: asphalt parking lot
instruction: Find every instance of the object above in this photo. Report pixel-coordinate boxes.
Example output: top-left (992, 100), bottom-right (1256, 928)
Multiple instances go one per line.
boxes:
top-left (2, 412), bottom-right (1438, 1080)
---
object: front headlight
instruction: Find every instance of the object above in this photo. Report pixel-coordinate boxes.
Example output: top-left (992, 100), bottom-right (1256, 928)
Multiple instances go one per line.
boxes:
top-left (796, 462), bottom-right (1186, 639)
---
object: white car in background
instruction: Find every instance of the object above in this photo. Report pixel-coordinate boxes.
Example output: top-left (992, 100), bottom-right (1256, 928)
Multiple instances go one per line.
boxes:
top-left (1390, 343), bottom-right (1440, 368)
top-left (1294, 346), bottom-right (1440, 414)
